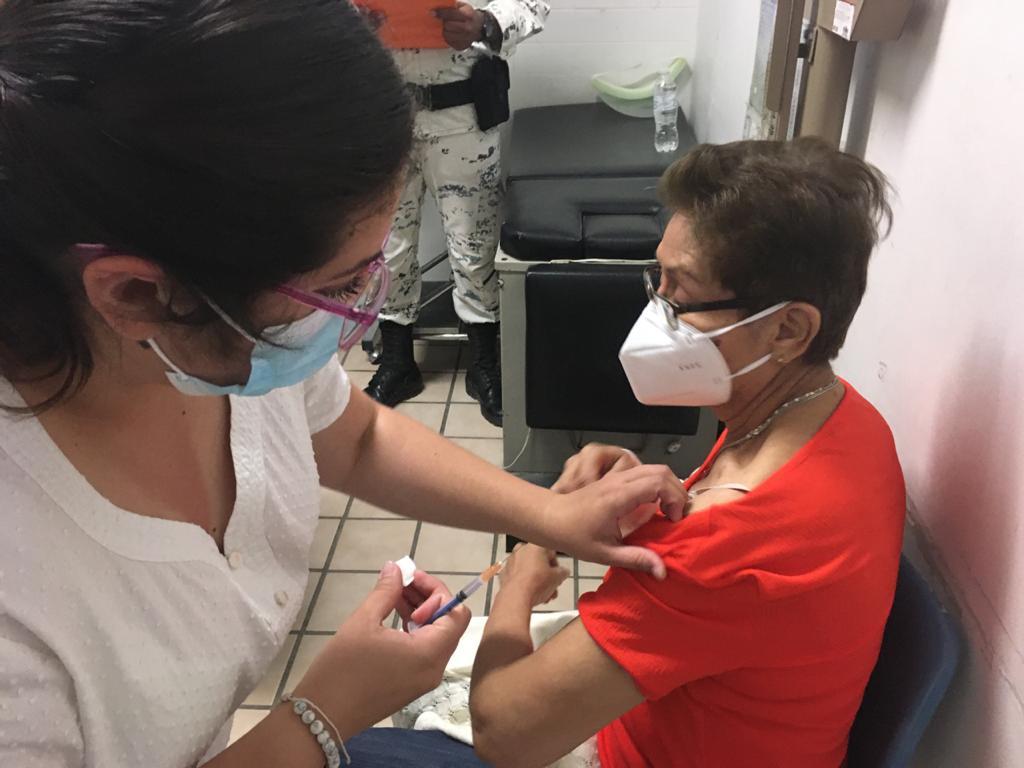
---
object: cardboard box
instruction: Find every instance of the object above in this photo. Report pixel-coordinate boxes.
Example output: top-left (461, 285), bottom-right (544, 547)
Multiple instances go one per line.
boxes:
top-left (818, 0), bottom-right (913, 42)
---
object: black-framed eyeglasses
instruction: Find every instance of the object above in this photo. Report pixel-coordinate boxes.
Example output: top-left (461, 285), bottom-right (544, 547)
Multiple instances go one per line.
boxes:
top-left (643, 266), bottom-right (753, 329)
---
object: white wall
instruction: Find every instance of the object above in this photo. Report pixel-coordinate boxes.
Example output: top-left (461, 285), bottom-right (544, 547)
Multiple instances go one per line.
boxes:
top-left (835, 1), bottom-right (1024, 765)
top-left (508, 0), bottom-right (699, 114)
top-left (689, 0), bottom-right (760, 142)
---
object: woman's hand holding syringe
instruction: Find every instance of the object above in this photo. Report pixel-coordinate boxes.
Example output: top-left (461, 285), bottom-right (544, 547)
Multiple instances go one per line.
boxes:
top-left (291, 562), bottom-right (470, 740)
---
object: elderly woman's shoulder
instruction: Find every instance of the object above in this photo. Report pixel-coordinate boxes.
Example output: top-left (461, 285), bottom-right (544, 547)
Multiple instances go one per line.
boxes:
top-left (826, 383), bottom-right (900, 458)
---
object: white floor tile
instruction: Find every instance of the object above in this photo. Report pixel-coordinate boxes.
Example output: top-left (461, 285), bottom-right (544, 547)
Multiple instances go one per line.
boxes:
top-left (342, 350), bottom-right (377, 372)
top-left (578, 578), bottom-right (604, 598)
top-left (443, 403), bottom-right (503, 439)
top-left (318, 487), bottom-right (350, 518)
top-left (395, 401), bottom-right (446, 432)
top-left (410, 371), bottom-right (456, 402)
top-left (415, 524), bottom-right (495, 572)
top-left (307, 572), bottom-right (380, 631)
top-left (309, 519), bottom-right (340, 569)
top-left (348, 497), bottom-right (404, 519)
top-left (282, 635), bottom-right (333, 691)
top-left (577, 560), bottom-right (608, 578)
top-left (229, 709), bottom-right (269, 744)
top-left (296, 575), bottom-right (318, 631)
top-left (450, 438), bottom-right (504, 466)
top-left (451, 373), bottom-right (475, 403)
top-left (329, 519), bottom-right (417, 570)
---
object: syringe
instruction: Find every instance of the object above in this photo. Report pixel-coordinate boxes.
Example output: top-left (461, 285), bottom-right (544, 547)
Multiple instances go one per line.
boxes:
top-left (422, 557), bottom-right (508, 626)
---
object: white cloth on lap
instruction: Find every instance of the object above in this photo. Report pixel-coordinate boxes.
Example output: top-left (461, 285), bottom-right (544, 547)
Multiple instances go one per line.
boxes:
top-left (393, 611), bottom-right (600, 768)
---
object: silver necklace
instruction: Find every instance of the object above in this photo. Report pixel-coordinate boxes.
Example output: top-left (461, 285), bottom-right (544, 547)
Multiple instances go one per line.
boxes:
top-left (721, 377), bottom-right (841, 452)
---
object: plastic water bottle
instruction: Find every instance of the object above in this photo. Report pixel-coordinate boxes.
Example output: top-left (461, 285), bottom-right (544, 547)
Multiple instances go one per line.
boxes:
top-left (653, 71), bottom-right (679, 153)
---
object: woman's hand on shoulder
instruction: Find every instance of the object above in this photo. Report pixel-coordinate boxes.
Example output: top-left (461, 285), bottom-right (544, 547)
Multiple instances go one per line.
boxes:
top-left (541, 461), bottom-right (687, 581)
top-left (552, 443), bottom-right (642, 494)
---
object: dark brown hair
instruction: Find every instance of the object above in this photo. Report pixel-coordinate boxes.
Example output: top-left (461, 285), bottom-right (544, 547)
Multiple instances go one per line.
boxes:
top-left (659, 137), bottom-right (892, 364)
top-left (0, 0), bottom-right (413, 410)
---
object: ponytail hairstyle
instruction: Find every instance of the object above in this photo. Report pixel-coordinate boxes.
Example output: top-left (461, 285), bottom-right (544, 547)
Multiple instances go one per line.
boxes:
top-left (0, 0), bottom-right (412, 410)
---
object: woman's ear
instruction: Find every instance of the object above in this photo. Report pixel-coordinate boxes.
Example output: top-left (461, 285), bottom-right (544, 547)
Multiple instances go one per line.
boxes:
top-left (771, 302), bottom-right (822, 364)
top-left (81, 255), bottom-right (195, 342)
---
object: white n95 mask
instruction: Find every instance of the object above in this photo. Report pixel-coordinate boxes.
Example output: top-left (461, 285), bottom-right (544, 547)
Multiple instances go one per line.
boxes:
top-left (619, 300), bottom-right (790, 406)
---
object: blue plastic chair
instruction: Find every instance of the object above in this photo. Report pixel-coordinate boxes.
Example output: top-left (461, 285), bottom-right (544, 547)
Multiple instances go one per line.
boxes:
top-left (846, 556), bottom-right (961, 768)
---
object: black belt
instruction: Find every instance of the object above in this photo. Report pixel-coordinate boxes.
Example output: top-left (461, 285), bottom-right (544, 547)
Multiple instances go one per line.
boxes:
top-left (408, 80), bottom-right (475, 111)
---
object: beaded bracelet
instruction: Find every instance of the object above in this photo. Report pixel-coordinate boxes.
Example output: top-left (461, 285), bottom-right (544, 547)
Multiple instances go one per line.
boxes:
top-left (281, 693), bottom-right (352, 767)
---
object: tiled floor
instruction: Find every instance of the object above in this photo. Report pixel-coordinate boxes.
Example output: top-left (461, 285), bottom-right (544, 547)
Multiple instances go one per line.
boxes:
top-left (231, 343), bottom-right (603, 742)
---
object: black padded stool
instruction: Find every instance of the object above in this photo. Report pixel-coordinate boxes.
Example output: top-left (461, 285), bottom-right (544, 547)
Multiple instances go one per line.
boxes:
top-left (497, 102), bottom-right (716, 490)
top-left (525, 263), bottom-right (699, 436)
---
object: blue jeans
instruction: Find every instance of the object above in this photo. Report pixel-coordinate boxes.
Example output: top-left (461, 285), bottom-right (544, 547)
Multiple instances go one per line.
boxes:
top-left (345, 728), bottom-right (492, 767)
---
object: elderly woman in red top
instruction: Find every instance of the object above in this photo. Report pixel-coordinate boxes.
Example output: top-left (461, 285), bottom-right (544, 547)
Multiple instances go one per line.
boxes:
top-left (470, 137), bottom-right (904, 768)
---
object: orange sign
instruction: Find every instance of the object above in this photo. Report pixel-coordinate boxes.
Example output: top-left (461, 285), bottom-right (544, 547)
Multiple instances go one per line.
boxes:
top-left (357, 0), bottom-right (456, 50)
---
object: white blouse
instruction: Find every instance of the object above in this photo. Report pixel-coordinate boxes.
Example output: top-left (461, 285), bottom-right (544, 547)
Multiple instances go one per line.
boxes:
top-left (0, 360), bottom-right (350, 767)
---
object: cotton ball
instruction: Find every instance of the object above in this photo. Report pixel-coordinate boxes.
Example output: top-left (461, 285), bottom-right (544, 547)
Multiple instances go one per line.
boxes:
top-left (395, 557), bottom-right (416, 588)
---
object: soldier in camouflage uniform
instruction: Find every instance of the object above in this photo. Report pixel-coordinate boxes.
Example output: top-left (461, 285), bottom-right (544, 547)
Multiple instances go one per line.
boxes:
top-left (365, 0), bottom-right (550, 427)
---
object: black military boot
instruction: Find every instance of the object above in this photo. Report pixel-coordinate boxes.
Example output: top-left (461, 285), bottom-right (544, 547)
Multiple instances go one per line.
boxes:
top-left (364, 321), bottom-right (424, 407)
top-left (465, 322), bottom-right (502, 427)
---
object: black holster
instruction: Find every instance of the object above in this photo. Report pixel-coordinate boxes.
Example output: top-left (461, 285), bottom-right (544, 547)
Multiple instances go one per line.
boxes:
top-left (470, 57), bottom-right (511, 132)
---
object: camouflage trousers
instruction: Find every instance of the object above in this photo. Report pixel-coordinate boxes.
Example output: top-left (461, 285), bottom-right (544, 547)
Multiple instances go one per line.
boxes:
top-left (380, 128), bottom-right (502, 326)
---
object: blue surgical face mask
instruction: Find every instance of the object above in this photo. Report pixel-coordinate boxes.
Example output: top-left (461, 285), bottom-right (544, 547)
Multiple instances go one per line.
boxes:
top-left (148, 301), bottom-right (344, 397)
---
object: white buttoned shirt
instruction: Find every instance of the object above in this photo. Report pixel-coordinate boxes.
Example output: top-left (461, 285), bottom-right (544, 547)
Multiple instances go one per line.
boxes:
top-left (0, 360), bottom-right (351, 767)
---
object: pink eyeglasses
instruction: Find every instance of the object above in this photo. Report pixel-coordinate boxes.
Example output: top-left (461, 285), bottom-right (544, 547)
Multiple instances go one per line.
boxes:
top-left (73, 242), bottom-right (391, 353)
top-left (274, 252), bottom-right (390, 352)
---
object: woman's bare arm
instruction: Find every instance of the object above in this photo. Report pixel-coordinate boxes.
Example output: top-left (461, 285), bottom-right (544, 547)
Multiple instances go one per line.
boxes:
top-left (470, 557), bottom-right (644, 768)
top-left (312, 386), bottom-right (687, 576)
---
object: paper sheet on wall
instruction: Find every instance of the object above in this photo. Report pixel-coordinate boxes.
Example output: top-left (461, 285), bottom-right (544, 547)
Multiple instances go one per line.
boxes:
top-left (832, 1), bottom-right (856, 40)
top-left (356, 0), bottom-right (456, 50)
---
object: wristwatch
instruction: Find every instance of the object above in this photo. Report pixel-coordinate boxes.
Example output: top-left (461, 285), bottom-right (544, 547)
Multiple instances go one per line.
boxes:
top-left (479, 10), bottom-right (502, 52)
